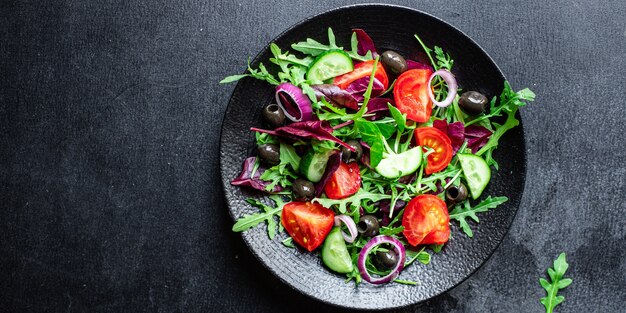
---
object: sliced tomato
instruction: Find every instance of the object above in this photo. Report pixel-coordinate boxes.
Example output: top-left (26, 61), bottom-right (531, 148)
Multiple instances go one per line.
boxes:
top-left (333, 59), bottom-right (389, 90)
top-left (416, 127), bottom-right (453, 174)
top-left (281, 201), bottom-right (335, 251)
top-left (393, 69), bottom-right (433, 122)
top-left (402, 194), bottom-right (450, 246)
top-left (323, 162), bottom-right (361, 199)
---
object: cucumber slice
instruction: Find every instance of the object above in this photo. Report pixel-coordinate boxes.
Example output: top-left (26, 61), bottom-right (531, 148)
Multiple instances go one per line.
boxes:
top-left (375, 147), bottom-right (423, 179)
top-left (299, 150), bottom-right (334, 183)
top-left (321, 227), bottom-right (353, 274)
top-left (306, 50), bottom-right (353, 82)
top-left (457, 153), bottom-right (491, 199)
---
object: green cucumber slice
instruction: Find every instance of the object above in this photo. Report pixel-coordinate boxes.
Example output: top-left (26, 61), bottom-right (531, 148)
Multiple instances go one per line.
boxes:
top-left (375, 147), bottom-right (423, 179)
top-left (306, 50), bottom-right (353, 82)
top-left (321, 227), bottom-right (353, 274)
top-left (457, 153), bottom-right (491, 199)
top-left (299, 150), bottom-right (334, 183)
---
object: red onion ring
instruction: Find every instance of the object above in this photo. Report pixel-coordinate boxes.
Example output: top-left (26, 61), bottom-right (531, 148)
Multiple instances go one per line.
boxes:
top-left (357, 235), bottom-right (407, 284)
top-left (275, 83), bottom-right (313, 122)
top-left (334, 215), bottom-right (357, 243)
top-left (427, 69), bottom-right (458, 108)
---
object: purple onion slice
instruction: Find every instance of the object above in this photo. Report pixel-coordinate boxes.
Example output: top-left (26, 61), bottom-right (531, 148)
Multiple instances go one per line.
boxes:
top-left (357, 235), bottom-right (407, 284)
top-left (275, 83), bottom-right (313, 122)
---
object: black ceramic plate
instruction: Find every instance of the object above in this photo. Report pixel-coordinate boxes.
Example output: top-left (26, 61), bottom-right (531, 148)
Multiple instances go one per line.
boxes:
top-left (220, 4), bottom-right (525, 310)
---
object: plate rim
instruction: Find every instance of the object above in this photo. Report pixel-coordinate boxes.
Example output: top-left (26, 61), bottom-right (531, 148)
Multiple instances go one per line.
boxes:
top-left (219, 3), bottom-right (527, 310)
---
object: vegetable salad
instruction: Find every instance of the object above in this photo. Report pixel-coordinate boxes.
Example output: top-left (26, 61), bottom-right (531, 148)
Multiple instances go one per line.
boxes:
top-left (221, 28), bottom-right (535, 285)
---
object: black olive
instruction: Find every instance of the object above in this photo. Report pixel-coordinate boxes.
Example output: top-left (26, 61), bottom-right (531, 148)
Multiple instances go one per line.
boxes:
top-left (357, 215), bottom-right (380, 237)
top-left (446, 183), bottom-right (468, 204)
top-left (257, 144), bottom-right (280, 165)
top-left (458, 91), bottom-right (488, 115)
top-left (374, 248), bottom-right (399, 269)
top-left (341, 140), bottom-right (363, 162)
top-left (381, 50), bottom-right (408, 74)
top-left (292, 178), bottom-right (315, 200)
top-left (262, 104), bottom-right (285, 128)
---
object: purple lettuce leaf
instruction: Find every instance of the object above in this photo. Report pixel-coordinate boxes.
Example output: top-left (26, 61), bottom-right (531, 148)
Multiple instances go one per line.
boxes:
top-left (364, 97), bottom-right (395, 120)
top-left (314, 150), bottom-right (342, 197)
top-left (359, 140), bottom-right (373, 169)
top-left (346, 76), bottom-right (384, 102)
top-left (433, 119), bottom-right (465, 154)
top-left (251, 121), bottom-right (355, 152)
top-left (311, 84), bottom-right (358, 110)
top-left (406, 59), bottom-right (434, 71)
top-left (433, 120), bottom-right (493, 154)
top-left (231, 157), bottom-right (283, 193)
top-left (352, 28), bottom-right (378, 58)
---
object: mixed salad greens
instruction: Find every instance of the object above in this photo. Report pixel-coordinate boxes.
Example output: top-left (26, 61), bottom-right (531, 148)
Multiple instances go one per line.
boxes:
top-left (221, 28), bottom-right (535, 285)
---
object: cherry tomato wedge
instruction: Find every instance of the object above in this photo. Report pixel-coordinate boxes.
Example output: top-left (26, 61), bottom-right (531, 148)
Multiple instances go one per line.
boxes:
top-left (333, 59), bottom-right (389, 90)
top-left (402, 194), bottom-right (450, 246)
top-left (416, 127), bottom-right (453, 174)
top-left (393, 69), bottom-right (433, 122)
top-left (281, 201), bottom-right (335, 251)
top-left (323, 162), bottom-right (361, 199)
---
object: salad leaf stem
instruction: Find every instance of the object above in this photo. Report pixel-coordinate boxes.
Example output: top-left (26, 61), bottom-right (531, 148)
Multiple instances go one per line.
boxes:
top-left (449, 196), bottom-right (508, 237)
top-left (540, 253), bottom-right (572, 313)
top-left (354, 55), bottom-right (381, 120)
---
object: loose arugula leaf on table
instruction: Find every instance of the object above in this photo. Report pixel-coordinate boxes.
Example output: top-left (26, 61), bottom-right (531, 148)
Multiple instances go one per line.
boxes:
top-left (540, 253), bottom-right (572, 313)
top-left (449, 196), bottom-right (508, 237)
top-left (232, 195), bottom-right (288, 240)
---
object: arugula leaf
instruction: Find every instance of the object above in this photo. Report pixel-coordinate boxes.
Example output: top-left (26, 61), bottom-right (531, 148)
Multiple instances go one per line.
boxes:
top-left (312, 189), bottom-right (391, 214)
top-left (279, 142), bottom-right (300, 172)
top-left (348, 31), bottom-right (374, 61)
top-left (540, 253), bottom-right (572, 313)
top-left (259, 162), bottom-right (297, 191)
top-left (219, 59), bottom-right (280, 85)
top-left (405, 247), bottom-right (431, 266)
top-left (281, 237), bottom-right (295, 248)
top-left (269, 43), bottom-right (313, 68)
top-left (467, 82), bottom-right (535, 127)
top-left (449, 196), bottom-right (508, 237)
top-left (393, 279), bottom-right (418, 285)
top-left (474, 83), bottom-right (536, 166)
top-left (387, 103), bottom-right (407, 132)
top-left (292, 28), bottom-right (341, 56)
top-left (354, 119), bottom-right (384, 167)
top-left (255, 132), bottom-right (278, 145)
top-left (434, 46), bottom-right (453, 70)
top-left (232, 195), bottom-right (288, 239)
top-left (219, 74), bottom-right (249, 84)
top-left (430, 244), bottom-right (444, 253)
top-left (379, 225), bottom-right (404, 236)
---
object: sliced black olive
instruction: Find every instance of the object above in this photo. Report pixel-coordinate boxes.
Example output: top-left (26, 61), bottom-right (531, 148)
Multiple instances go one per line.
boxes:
top-left (262, 104), bottom-right (285, 128)
top-left (341, 140), bottom-right (363, 162)
top-left (292, 178), bottom-right (315, 200)
top-left (446, 183), bottom-right (468, 203)
top-left (381, 50), bottom-right (408, 74)
top-left (257, 144), bottom-right (280, 165)
top-left (374, 248), bottom-right (399, 269)
top-left (458, 91), bottom-right (488, 115)
top-left (357, 215), bottom-right (380, 237)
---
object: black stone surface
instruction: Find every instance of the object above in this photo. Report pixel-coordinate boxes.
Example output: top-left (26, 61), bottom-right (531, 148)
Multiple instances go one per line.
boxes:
top-left (1, 1), bottom-right (624, 312)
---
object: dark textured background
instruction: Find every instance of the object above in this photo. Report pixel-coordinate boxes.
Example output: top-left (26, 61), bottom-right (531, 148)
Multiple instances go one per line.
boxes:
top-left (1, 0), bottom-right (624, 312)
